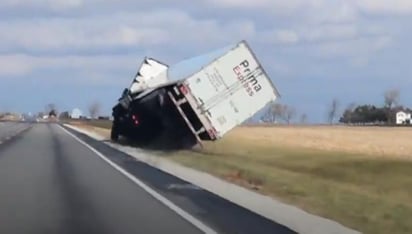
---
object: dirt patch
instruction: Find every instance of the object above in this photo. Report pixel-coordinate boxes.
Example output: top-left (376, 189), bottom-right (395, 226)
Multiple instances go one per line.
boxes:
top-left (69, 122), bottom-right (111, 140)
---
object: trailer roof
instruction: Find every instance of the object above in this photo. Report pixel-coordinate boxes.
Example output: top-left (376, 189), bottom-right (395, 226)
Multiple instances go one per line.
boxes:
top-left (166, 42), bottom-right (236, 82)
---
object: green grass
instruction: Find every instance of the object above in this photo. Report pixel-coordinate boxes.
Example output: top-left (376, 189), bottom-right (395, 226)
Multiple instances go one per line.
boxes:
top-left (165, 138), bottom-right (412, 234)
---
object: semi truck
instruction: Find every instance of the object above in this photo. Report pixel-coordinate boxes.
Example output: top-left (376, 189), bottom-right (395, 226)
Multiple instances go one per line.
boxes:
top-left (111, 40), bottom-right (280, 148)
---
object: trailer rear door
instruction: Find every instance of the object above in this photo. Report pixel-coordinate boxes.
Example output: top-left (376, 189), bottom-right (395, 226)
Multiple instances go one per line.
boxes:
top-left (184, 41), bottom-right (280, 138)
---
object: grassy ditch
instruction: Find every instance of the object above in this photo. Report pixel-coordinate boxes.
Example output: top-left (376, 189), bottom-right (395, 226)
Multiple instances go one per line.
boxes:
top-left (166, 136), bottom-right (412, 234)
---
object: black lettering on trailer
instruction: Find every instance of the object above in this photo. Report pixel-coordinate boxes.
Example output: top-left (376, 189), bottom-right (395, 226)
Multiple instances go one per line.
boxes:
top-left (240, 60), bottom-right (249, 68)
top-left (254, 84), bottom-right (262, 92)
top-left (247, 74), bottom-right (262, 93)
top-left (233, 59), bottom-right (263, 96)
top-left (234, 65), bottom-right (252, 96)
top-left (248, 75), bottom-right (258, 86)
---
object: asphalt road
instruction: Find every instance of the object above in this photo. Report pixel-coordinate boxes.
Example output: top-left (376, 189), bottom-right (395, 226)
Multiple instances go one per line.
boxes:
top-left (0, 122), bottom-right (30, 140)
top-left (0, 123), bottom-right (295, 234)
top-left (0, 124), bottom-right (203, 234)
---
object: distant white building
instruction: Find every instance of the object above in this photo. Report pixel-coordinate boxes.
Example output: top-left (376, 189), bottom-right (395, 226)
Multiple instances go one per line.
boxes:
top-left (70, 108), bottom-right (83, 119)
top-left (396, 111), bottom-right (411, 125)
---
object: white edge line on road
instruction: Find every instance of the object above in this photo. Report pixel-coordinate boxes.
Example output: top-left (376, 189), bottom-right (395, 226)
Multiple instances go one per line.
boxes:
top-left (58, 125), bottom-right (217, 234)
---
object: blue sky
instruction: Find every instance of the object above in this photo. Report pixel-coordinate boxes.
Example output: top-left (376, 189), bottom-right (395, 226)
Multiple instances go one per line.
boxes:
top-left (0, 0), bottom-right (411, 123)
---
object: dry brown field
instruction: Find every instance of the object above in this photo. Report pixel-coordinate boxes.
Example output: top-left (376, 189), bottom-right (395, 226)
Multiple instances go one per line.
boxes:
top-left (229, 125), bottom-right (412, 159)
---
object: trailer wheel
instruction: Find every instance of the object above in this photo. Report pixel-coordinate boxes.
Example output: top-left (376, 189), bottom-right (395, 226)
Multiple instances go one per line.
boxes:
top-left (111, 122), bottom-right (120, 141)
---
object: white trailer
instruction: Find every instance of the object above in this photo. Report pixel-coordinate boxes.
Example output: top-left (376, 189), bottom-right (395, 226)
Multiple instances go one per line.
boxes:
top-left (165, 40), bottom-right (280, 142)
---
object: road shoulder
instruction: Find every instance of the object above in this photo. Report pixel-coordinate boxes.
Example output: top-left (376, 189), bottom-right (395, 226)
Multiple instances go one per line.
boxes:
top-left (0, 122), bottom-right (32, 150)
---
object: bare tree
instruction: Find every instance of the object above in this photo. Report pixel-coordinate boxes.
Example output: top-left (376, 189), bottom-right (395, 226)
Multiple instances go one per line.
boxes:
top-left (285, 107), bottom-right (296, 124)
top-left (300, 113), bottom-right (308, 124)
top-left (262, 103), bottom-right (297, 124)
top-left (327, 98), bottom-right (340, 124)
top-left (261, 107), bottom-right (274, 123)
top-left (270, 103), bottom-right (285, 123)
top-left (88, 101), bottom-right (101, 119)
top-left (384, 89), bottom-right (400, 109)
top-left (260, 109), bottom-right (269, 123)
top-left (45, 103), bottom-right (57, 116)
top-left (384, 89), bottom-right (400, 124)
top-left (261, 103), bottom-right (287, 123)
top-left (272, 103), bottom-right (283, 117)
top-left (340, 102), bottom-right (356, 124)
top-left (347, 102), bottom-right (356, 111)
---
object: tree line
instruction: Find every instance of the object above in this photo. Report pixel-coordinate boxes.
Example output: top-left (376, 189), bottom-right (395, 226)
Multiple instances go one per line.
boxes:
top-left (260, 103), bottom-right (311, 124)
top-left (260, 97), bottom-right (340, 125)
top-left (339, 89), bottom-right (410, 125)
top-left (33, 101), bottom-right (103, 120)
top-left (260, 88), bottom-right (409, 125)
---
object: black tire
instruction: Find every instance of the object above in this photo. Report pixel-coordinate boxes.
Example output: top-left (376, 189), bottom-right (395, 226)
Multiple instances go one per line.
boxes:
top-left (111, 122), bottom-right (120, 141)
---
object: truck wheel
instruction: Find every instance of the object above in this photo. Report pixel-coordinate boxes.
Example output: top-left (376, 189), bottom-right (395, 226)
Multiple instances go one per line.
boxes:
top-left (111, 123), bottom-right (120, 141)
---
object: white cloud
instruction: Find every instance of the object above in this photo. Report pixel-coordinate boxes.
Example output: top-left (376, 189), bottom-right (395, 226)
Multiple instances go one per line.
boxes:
top-left (0, 54), bottom-right (136, 79)
top-left (260, 30), bottom-right (300, 45)
top-left (353, 0), bottom-right (412, 14)
top-left (208, 0), bottom-right (323, 10)
top-left (0, 18), bottom-right (170, 51)
top-left (259, 21), bottom-right (392, 65)
top-left (311, 2), bottom-right (358, 23)
top-left (210, 0), bottom-right (412, 16)
top-left (0, 4), bottom-right (398, 77)
top-left (0, 10), bottom-right (256, 53)
top-left (2, 0), bottom-right (412, 17)
top-left (208, 0), bottom-right (274, 8)
top-left (0, 0), bottom-right (83, 10)
top-left (302, 24), bottom-right (358, 43)
top-left (0, 55), bottom-right (34, 76)
top-left (0, 0), bottom-right (407, 78)
top-left (275, 30), bottom-right (300, 44)
top-left (351, 56), bottom-right (370, 67)
top-left (313, 35), bottom-right (393, 61)
top-left (48, 0), bottom-right (83, 10)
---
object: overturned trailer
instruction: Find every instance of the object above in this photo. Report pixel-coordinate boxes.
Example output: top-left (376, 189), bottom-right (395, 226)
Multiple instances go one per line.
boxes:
top-left (111, 40), bottom-right (280, 148)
